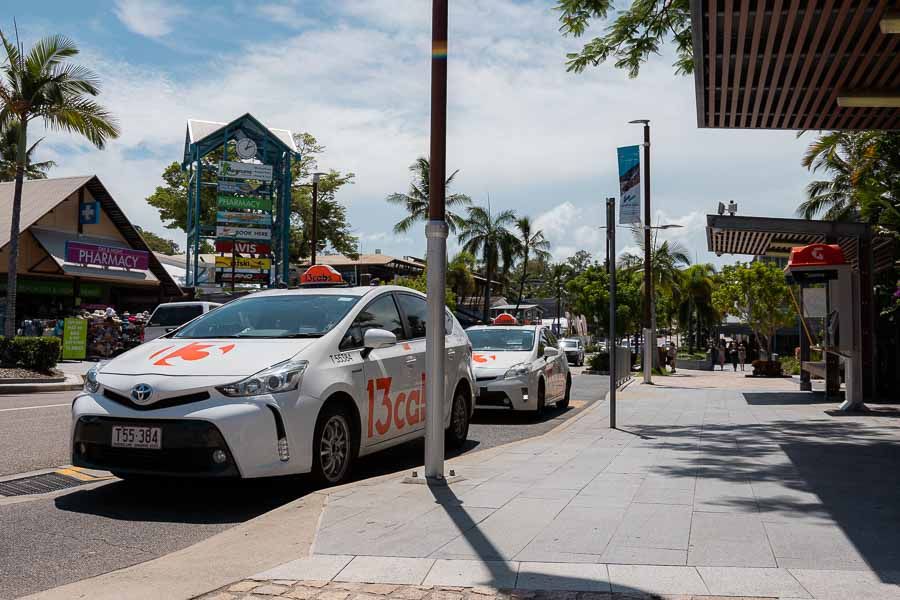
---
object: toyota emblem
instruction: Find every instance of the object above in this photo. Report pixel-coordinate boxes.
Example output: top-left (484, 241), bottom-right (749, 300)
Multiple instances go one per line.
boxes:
top-left (131, 383), bottom-right (154, 405)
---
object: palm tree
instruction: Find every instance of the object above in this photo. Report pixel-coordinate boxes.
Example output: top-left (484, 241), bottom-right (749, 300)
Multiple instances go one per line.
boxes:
top-left (796, 131), bottom-right (882, 221)
top-left (678, 264), bottom-right (718, 352)
top-left (0, 121), bottom-right (55, 181)
top-left (457, 204), bottom-right (517, 322)
top-left (0, 32), bottom-right (119, 336)
top-left (447, 251), bottom-right (476, 305)
top-left (513, 216), bottom-right (551, 312)
top-left (386, 157), bottom-right (472, 234)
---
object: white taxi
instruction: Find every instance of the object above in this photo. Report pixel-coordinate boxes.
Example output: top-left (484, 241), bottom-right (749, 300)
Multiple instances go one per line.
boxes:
top-left (467, 314), bottom-right (571, 414)
top-left (72, 266), bottom-right (475, 485)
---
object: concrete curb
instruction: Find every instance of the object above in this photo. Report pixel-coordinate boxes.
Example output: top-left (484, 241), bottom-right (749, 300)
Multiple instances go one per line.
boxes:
top-left (0, 374), bottom-right (82, 395)
top-left (24, 492), bottom-right (329, 600)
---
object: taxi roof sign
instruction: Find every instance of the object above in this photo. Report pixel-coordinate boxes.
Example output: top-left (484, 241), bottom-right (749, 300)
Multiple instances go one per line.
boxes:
top-left (787, 244), bottom-right (846, 269)
top-left (492, 312), bottom-right (518, 325)
top-left (300, 264), bottom-right (348, 287)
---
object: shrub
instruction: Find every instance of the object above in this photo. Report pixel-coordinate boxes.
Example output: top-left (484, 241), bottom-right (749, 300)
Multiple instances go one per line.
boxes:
top-left (780, 356), bottom-right (801, 375)
top-left (751, 359), bottom-right (783, 377)
top-left (589, 352), bottom-right (609, 372)
top-left (0, 336), bottom-right (61, 373)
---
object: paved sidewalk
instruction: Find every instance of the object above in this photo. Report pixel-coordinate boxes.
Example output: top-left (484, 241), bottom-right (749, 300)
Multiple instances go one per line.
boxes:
top-left (239, 371), bottom-right (900, 600)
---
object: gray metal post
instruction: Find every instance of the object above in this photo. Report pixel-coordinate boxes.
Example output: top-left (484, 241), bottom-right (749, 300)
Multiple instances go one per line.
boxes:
top-left (424, 0), bottom-right (448, 482)
top-left (607, 198), bottom-right (617, 429)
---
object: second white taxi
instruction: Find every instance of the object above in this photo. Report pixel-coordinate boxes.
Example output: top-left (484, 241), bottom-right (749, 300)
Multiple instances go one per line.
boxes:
top-left (72, 266), bottom-right (475, 486)
top-left (467, 315), bottom-right (571, 414)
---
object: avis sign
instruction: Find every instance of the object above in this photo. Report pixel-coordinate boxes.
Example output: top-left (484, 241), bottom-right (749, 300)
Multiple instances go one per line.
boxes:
top-left (218, 160), bottom-right (273, 181)
top-left (215, 240), bottom-right (271, 254)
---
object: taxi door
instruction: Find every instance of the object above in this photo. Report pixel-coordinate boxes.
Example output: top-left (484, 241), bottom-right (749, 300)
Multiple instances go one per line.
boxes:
top-left (539, 328), bottom-right (561, 398)
top-left (393, 293), bottom-right (434, 435)
top-left (345, 293), bottom-right (419, 448)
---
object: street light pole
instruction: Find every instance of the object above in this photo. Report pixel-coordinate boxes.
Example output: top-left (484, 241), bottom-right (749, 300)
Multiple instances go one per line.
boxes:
top-left (424, 0), bottom-right (449, 482)
top-left (630, 119), bottom-right (653, 384)
top-left (607, 197), bottom-right (617, 429)
top-left (310, 172), bottom-right (324, 265)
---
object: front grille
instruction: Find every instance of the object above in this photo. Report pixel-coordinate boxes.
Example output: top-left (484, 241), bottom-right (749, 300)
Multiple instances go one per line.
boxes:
top-left (103, 388), bottom-right (211, 411)
top-left (73, 416), bottom-right (238, 477)
top-left (476, 376), bottom-right (497, 382)
top-left (476, 391), bottom-right (510, 407)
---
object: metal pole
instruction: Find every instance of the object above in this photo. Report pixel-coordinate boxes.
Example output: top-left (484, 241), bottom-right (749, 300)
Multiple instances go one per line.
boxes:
top-left (232, 234), bottom-right (237, 294)
top-left (311, 175), bottom-right (319, 266)
top-left (424, 0), bottom-right (449, 482)
top-left (607, 198), bottom-right (617, 429)
top-left (641, 122), bottom-right (653, 384)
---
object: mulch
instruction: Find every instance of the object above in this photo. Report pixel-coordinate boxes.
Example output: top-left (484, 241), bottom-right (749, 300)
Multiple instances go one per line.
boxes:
top-left (0, 367), bottom-right (63, 380)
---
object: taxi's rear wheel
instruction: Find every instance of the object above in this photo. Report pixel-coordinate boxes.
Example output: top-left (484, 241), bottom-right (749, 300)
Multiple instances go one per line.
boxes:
top-left (557, 374), bottom-right (572, 409)
top-left (446, 389), bottom-right (470, 450)
top-left (533, 378), bottom-right (546, 416)
top-left (312, 405), bottom-right (354, 486)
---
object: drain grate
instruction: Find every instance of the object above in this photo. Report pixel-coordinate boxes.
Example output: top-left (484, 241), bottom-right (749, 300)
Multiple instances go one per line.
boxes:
top-left (0, 472), bottom-right (85, 497)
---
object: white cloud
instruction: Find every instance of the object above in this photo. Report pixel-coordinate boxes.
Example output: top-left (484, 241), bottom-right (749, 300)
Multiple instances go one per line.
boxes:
top-left (35, 0), bottom-right (815, 264)
top-left (257, 1), bottom-right (318, 29)
top-left (114, 0), bottom-right (187, 38)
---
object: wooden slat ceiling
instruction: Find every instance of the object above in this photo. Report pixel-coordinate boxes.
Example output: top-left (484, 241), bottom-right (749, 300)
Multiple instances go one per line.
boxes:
top-left (692, 0), bottom-right (900, 130)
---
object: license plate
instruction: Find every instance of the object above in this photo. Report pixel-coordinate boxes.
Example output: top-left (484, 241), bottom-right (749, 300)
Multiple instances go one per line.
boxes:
top-left (111, 426), bottom-right (162, 449)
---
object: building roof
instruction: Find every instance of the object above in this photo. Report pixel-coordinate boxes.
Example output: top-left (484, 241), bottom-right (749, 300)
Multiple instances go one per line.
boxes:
top-left (296, 253), bottom-right (426, 270)
top-left (0, 176), bottom-right (183, 296)
top-left (184, 114), bottom-right (297, 165)
top-left (691, 1), bottom-right (899, 130)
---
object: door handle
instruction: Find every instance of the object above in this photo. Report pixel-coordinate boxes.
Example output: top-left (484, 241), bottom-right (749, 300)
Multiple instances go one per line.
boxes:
top-left (447, 349), bottom-right (456, 356)
top-left (405, 356), bottom-right (417, 366)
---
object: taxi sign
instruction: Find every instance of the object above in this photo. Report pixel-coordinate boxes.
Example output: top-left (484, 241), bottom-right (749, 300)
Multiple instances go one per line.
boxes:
top-left (492, 313), bottom-right (518, 325)
top-left (787, 244), bottom-right (846, 268)
top-left (300, 264), bottom-right (347, 287)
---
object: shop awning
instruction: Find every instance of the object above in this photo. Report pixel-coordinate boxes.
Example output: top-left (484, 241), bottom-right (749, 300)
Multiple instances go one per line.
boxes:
top-left (691, 1), bottom-right (899, 130)
top-left (29, 228), bottom-right (160, 284)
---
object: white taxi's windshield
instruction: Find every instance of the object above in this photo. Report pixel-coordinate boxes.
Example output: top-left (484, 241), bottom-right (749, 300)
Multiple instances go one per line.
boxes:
top-left (467, 329), bottom-right (535, 352)
top-left (173, 295), bottom-right (360, 339)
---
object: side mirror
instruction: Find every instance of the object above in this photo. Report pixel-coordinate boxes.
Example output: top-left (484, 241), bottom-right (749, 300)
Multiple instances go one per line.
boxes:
top-left (362, 328), bottom-right (397, 358)
top-left (543, 346), bottom-right (559, 358)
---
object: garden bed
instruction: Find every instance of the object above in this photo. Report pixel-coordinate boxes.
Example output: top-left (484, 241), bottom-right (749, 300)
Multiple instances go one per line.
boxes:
top-left (0, 367), bottom-right (65, 383)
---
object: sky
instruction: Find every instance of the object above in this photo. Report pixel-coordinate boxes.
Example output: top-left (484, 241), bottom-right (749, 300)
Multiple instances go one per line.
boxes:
top-left (9, 0), bottom-right (817, 266)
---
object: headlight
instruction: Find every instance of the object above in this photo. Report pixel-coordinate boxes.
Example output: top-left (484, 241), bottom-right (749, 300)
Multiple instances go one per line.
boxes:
top-left (84, 361), bottom-right (108, 393)
top-left (503, 363), bottom-right (530, 379)
top-left (217, 360), bottom-right (308, 397)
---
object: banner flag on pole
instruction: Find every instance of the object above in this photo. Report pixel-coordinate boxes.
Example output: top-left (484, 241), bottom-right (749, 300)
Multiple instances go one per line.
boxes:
top-left (617, 145), bottom-right (642, 224)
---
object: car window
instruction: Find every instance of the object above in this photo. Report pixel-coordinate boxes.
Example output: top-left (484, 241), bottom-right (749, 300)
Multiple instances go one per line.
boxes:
top-left (341, 294), bottom-right (405, 350)
top-left (467, 328), bottom-right (535, 351)
top-left (396, 294), bottom-right (427, 339)
top-left (149, 305), bottom-right (203, 327)
top-left (546, 330), bottom-right (558, 347)
top-left (174, 295), bottom-right (360, 339)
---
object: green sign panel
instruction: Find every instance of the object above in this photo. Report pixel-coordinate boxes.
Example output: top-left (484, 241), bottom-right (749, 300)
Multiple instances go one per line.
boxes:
top-left (62, 318), bottom-right (87, 360)
top-left (217, 195), bottom-right (272, 212)
top-left (0, 278), bottom-right (102, 298)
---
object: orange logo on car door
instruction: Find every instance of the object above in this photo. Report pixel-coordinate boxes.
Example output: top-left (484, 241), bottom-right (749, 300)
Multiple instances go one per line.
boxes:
top-left (149, 342), bottom-right (235, 366)
top-left (473, 353), bottom-right (497, 363)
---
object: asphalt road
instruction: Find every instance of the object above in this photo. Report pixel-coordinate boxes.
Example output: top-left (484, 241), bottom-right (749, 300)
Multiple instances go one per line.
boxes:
top-left (0, 370), bottom-right (609, 599)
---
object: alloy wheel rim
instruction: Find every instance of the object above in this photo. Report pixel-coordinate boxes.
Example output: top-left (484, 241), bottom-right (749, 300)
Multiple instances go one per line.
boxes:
top-left (320, 416), bottom-right (349, 481)
top-left (453, 397), bottom-right (467, 438)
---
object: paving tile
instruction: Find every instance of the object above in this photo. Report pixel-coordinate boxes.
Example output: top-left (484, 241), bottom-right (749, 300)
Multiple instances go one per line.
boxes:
top-left (692, 478), bottom-right (758, 514)
top-left (575, 474), bottom-right (644, 507)
top-left (515, 504), bottom-right (625, 562)
top-left (252, 556), bottom-right (355, 581)
top-left (456, 482), bottom-right (528, 509)
top-left (762, 522), bottom-right (868, 570)
top-left (229, 581), bottom-right (261, 592)
top-left (788, 568), bottom-right (900, 599)
top-left (632, 475), bottom-right (695, 505)
top-left (252, 584), bottom-right (291, 595)
top-left (516, 562), bottom-right (610, 592)
top-left (697, 566), bottom-right (812, 598)
top-left (422, 559), bottom-right (518, 588)
top-left (687, 512), bottom-right (776, 568)
top-left (335, 557), bottom-right (435, 585)
top-left (607, 565), bottom-right (708, 596)
top-left (599, 546), bottom-right (687, 566)
top-left (600, 503), bottom-right (692, 562)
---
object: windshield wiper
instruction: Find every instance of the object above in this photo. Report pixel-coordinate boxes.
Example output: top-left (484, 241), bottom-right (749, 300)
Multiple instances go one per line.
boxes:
top-left (281, 333), bottom-right (324, 338)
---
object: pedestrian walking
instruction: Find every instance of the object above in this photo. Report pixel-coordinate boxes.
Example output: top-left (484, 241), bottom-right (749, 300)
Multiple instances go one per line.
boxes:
top-left (667, 342), bottom-right (677, 373)
top-left (739, 343), bottom-right (747, 371)
top-left (717, 343), bottom-right (726, 371)
top-left (729, 342), bottom-right (739, 371)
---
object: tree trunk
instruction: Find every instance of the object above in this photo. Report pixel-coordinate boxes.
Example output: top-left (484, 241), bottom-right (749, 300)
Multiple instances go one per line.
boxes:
top-left (4, 120), bottom-right (27, 338)
top-left (482, 253), bottom-right (493, 324)
top-left (514, 247), bottom-right (528, 313)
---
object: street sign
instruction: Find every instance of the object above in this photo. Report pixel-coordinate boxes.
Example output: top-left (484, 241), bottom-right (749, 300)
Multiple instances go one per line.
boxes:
top-left (217, 195), bottom-right (272, 212)
top-left (216, 211), bottom-right (272, 226)
top-left (216, 225), bottom-right (271, 240)
top-left (215, 256), bottom-right (272, 270)
top-left (217, 180), bottom-right (270, 196)
top-left (200, 225), bottom-right (217, 236)
top-left (62, 317), bottom-right (87, 360)
top-left (215, 240), bottom-right (271, 254)
top-left (617, 145), bottom-right (642, 224)
top-left (218, 160), bottom-right (273, 181)
top-left (216, 271), bottom-right (270, 283)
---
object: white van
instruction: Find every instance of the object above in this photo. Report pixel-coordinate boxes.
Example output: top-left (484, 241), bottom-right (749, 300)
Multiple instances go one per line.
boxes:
top-left (143, 301), bottom-right (222, 342)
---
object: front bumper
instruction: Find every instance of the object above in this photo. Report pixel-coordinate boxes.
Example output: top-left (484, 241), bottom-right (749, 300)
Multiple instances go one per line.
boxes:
top-left (473, 375), bottom-right (534, 410)
top-left (73, 415), bottom-right (239, 478)
top-left (564, 351), bottom-right (582, 364)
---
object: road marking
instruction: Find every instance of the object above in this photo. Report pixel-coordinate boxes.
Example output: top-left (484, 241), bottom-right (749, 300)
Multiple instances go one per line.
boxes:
top-left (55, 467), bottom-right (114, 482)
top-left (0, 403), bottom-right (69, 413)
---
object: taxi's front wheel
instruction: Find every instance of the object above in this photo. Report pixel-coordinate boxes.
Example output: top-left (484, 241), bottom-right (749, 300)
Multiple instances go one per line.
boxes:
top-left (445, 390), bottom-right (470, 450)
top-left (312, 404), bottom-right (354, 486)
